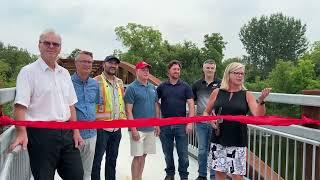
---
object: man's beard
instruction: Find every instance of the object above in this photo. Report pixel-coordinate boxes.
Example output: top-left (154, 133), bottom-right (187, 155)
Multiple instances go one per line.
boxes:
top-left (105, 70), bottom-right (116, 75)
top-left (170, 73), bottom-right (180, 80)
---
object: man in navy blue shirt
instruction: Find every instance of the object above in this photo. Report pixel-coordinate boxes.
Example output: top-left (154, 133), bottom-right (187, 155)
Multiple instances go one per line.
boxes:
top-left (71, 50), bottom-right (101, 180)
top-left (157, 60), bottom-right (195, 180)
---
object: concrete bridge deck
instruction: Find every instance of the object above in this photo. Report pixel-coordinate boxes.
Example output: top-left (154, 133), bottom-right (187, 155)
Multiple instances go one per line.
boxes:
top-left (53, 129), bottom-right (199, 180)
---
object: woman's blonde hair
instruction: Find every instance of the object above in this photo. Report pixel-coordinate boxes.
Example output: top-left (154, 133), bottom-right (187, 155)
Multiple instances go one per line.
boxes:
top-left (220, 62), bottom-right (247, 90)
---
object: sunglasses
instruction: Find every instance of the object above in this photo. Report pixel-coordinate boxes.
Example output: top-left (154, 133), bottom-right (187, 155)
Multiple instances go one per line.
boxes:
top-left (39, 41), bottom-right (61, 48)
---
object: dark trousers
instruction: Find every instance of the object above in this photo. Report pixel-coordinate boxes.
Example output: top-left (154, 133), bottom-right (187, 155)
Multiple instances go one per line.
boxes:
top-left (91, 129), bottom-right (122, 180)
top-left (159, 125), bottom-right (189, 180)
top-left (27, 128), bottom-right (83, 180)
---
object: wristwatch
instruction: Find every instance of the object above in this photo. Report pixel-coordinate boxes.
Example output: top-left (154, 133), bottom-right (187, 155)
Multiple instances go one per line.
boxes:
top-left (256, 99), bottom-right (266, 105)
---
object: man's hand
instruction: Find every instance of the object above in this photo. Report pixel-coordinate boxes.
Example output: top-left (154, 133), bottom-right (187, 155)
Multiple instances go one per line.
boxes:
top-left (154, 126), bottom-right (160, 136)
top-left (131, 129), bottom-right (140, 141)
top-left (10, 127), bottom-right (28, 151)
top-left (185, 123), bottom-right (193, 134)
top-left (73, 129), bottom-right (84, 148)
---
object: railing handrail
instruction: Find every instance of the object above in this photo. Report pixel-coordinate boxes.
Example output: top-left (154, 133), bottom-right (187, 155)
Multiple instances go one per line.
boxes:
top-left (0, 87), bottom-right (15, 105)
top-left (0, 126), bottom-right (15, 153)
top-left (1, 88), bottom-right (319, 107)
top-left (248, 124), bottom-right (320, 145)
top-left (258, 124), bottom-right (320, 143)
top-left (252, 91), bottom-right (320, 107)
top-left (0, 145), bottom-right (22, 180)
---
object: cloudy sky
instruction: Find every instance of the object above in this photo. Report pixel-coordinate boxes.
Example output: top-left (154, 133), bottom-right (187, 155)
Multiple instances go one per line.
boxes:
top-left (1, 0), bottom-right (319, 60)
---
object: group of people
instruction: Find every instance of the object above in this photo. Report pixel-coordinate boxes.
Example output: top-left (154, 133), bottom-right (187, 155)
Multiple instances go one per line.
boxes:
top-left (10, 29), bottom-right (271, 180)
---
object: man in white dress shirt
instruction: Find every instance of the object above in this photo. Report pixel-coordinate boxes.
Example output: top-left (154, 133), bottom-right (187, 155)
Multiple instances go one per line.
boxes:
top-left (10, 29), bottom-right (84, 180)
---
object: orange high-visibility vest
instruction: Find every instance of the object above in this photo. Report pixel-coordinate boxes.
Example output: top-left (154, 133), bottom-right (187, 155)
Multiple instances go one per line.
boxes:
top-left (95, 74), bottom-right (126, 120)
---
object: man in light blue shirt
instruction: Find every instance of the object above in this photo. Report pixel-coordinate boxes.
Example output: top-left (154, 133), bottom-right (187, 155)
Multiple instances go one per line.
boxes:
top-left (71, 50), bottom-right (101, 180)
top-left (124, 61), bottom-right (160, 180)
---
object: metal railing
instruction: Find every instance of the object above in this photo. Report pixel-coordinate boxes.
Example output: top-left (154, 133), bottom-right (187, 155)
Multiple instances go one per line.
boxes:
top-left (1, 87), bottom-right (320, 180)
top-left (0, 88), bottom-right (32, 180)
top-left (188, 92), bottom-right (320, 180)
top-left (0, 127), bottom-right (31, 180)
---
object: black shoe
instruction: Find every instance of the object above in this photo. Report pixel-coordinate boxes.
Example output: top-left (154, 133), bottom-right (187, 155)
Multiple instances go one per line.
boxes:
top-left (164, 175), bottom-right (175, 180)
top-left (195, 176), bottom-right (207, 180)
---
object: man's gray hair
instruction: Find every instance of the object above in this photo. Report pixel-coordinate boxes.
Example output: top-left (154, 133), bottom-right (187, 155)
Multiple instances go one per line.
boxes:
top-left (75, 50), bottom-right (93, 61)
top-left (39, 29), bottom-right (62, 42)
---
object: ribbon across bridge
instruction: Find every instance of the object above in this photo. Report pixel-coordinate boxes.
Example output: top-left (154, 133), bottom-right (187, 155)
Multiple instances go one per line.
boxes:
top-left (0, 115), bottom-right (319, 129)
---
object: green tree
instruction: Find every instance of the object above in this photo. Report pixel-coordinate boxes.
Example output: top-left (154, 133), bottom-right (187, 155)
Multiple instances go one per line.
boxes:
top-left (67, 48), bottom-right (81, 59)
top-left (0, 42), bottom-right (36, 118)
top-left (115, 23), bottom-right (163, 63)
top-left (267, 60), bottom-right (295, 93)
top-left (114, 23), bottom-right (227, 83)
top-left (239, 13), bottom-right (308, 79)
top-left (114, 23), bottom-right (166, 79)
top-left (0, 42), bottom-right (36, 87)
top-left (201, 33), bottom-right (226, 77)
top-left (301, 41), bottom-right (320, 77)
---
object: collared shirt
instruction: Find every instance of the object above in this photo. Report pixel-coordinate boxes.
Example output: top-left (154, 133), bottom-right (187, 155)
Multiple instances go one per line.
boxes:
top-left (192, 78), bottom-right (221, 116)
top-left (72, 73), bottom-right (101, 139)
top-left (157, 79), bottom-right (194, 118)
top-left (124, 80), bottom-right (158, 132)
top-left (14, 58), bottom-right (77, 121)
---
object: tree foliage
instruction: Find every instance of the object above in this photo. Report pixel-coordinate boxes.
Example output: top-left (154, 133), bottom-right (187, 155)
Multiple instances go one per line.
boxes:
top-left (0, 42), bottom-right (37, 87)
top-left (67, 48), bottom-right (81, 59)
top-left (239, 13), bottom-right (308, 79)
top-left (301, 41), bottom-right (320, 77)
top-left (114, 23), bottom-right (226, 83)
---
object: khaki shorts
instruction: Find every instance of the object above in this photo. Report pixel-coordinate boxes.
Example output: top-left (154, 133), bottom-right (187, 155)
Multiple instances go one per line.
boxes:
top-left (129, 131), bottom-right (156, 156)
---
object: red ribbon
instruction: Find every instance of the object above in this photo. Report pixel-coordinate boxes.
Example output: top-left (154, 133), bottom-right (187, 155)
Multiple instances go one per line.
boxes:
top-left (0, 115), bottom-right (319, 129)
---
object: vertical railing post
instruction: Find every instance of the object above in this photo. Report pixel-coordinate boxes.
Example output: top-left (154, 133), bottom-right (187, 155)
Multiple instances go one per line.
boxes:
top-left (0, 104), bottom-right (3, 134)
top-left (302, 90), bottom-right (320, 180)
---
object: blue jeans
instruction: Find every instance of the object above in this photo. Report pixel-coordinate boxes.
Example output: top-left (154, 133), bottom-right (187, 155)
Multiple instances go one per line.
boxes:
top-left (159, 125), bottom-right (189, 180)
top-left (91, 129), bottom-right (122, 180)
top-left (195, 123), bottom-right (215, 180)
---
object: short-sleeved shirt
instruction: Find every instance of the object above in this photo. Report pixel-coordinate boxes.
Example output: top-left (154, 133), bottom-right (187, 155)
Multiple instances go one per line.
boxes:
top-left (124, 80), bottom-right (158, 132)
top-left (157, 80), bottom-right (194, 118)
top-left (72, 73), bottom-right (101, 139)
top-left (192, 78), bottom-right (221, 116)
top-left (14, 58), bottom-right (77, 121)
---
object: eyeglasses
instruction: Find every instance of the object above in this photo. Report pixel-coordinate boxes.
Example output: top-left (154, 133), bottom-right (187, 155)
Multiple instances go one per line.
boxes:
top-left (39, 41), bottom-right (61, 48)
top-left (230, 71), bottom-right (245, 76)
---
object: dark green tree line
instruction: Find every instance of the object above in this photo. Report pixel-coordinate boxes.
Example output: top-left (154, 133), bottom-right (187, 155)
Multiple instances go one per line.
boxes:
top-left (114, 23), bottom-right (226, 83)
top-left (239, 13), bottom-right (308, 79)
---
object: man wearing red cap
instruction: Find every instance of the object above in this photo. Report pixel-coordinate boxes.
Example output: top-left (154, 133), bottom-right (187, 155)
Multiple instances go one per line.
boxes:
top-left (124, 61), bottom-right (160, 180)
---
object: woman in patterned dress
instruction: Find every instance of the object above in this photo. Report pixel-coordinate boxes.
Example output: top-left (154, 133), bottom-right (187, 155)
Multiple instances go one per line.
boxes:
top-left (203, 62), bottom-right (271, 180)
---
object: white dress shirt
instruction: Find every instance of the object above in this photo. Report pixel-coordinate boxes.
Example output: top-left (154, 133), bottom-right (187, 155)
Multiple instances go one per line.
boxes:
top-left (14, 58), bottom-right (77, 122)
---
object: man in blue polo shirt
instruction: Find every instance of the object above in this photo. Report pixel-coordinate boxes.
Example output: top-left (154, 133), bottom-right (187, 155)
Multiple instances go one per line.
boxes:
top-left (124, 61), bottom-right (160, 180)
top-left (71, 50), bottom-right (101, 180)
top-left (157, 60), bottom-right (195, 180)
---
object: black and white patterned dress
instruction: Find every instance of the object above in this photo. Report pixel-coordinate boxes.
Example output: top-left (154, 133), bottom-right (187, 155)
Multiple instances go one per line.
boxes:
top-left (208, 89), bottom-right (249, 175)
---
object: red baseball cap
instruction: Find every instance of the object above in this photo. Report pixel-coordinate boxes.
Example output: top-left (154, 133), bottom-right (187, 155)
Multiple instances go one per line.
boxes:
top-left (135, 61), bottom-right (151, 69)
